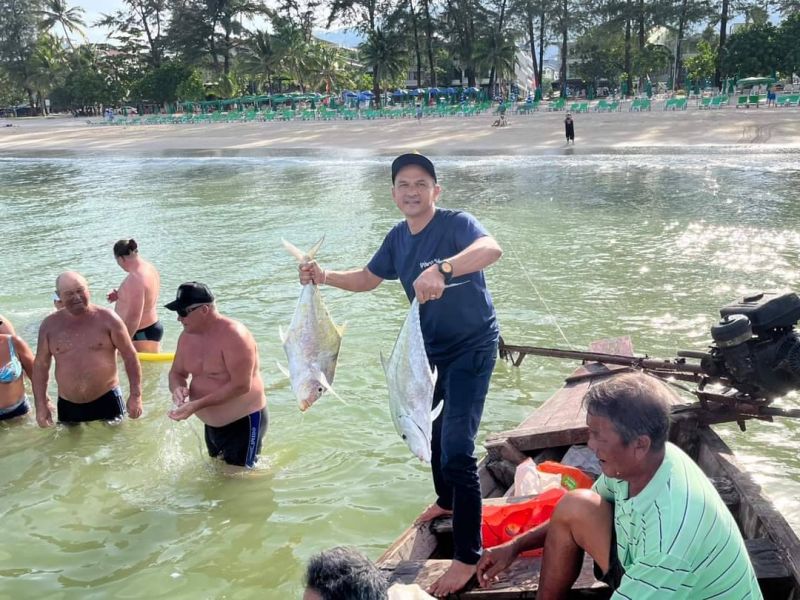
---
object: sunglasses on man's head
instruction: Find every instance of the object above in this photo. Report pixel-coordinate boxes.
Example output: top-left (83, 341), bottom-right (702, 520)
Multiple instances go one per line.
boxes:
top-left (177, 304), bottom-right (205, 318)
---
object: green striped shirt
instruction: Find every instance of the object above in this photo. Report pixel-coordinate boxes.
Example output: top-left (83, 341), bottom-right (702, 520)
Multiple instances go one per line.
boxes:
top-left (593, 442), bottom-right (762, 599)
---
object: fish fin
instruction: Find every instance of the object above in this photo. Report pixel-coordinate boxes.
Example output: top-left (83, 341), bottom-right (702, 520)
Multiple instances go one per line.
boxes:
top-left (379, 351), bottom-right (387, 373)
top-left (431, 365), bottom-right (438, 386)
top-left (431, 397), bottom-right (444, 422)
top-left (318, 371), bottom-right (346, 405)
top-left (276, 362), bottom-right (291, 379)
top-left (336, 321), bottom-right (347, 337)
top-left (278, 325), bottom-right (287, 344)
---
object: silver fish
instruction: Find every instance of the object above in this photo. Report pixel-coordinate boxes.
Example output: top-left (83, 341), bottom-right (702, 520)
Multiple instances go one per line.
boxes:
top-left (381, 298), bottom-right (442, 462)
top-left (280, 237), bottom-right (345, 411)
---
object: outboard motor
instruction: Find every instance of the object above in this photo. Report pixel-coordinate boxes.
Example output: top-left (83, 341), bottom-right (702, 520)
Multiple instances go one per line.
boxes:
top-left (703, 292), bottom-right (800, 400)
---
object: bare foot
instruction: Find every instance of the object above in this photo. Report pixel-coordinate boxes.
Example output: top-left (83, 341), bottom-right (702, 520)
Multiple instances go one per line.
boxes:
top-left (427, 560), bottom-right (476, 597)
top-left (414, 503), bottom-right (453, 525)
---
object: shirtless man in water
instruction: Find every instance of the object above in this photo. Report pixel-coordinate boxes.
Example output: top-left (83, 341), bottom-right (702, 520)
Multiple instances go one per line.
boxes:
top-left (33, 272), bottom-right (142, 426)
top-left (108, 239), bottom-right (163, 352)
top-left (166, 282), bottom-right (268, 468)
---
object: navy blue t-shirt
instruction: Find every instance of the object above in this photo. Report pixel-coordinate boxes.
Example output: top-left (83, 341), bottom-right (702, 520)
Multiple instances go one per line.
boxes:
top-left (367, 208), bottom-right (499, 362)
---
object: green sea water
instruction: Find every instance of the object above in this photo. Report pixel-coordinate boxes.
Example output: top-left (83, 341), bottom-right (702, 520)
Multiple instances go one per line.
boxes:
top-left (1, 151), bottom-right (799, 599)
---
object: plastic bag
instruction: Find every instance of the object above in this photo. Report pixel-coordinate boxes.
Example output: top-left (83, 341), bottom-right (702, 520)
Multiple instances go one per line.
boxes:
top-left (481, 488), bottom-right (566, 554)
top-left (561, 444), bottom-right (603, 477)
top-left (537, 461), bottom-right (594, 491)
top-left (513, 458), bottom-right (562, 497)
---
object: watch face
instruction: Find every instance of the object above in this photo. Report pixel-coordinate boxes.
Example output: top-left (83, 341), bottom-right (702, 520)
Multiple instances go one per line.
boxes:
top-left (440, 261), bottom-right (453, 274)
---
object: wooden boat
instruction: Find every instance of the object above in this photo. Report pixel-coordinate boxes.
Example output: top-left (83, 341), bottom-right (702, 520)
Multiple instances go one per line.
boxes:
top-left (377, 338), bottom-right (800, 599)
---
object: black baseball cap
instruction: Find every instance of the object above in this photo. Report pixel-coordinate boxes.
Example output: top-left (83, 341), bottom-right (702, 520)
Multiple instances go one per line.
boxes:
top-left (165, 282), bottom-right (215, 312)
top-left (391, 153), bottom-right (437, 183)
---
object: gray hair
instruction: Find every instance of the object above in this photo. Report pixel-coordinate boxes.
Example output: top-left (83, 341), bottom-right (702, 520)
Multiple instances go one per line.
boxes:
top-left (584, 372), bottom-right (672, 451)
top-left (304, 546), bottom-right (389, 600)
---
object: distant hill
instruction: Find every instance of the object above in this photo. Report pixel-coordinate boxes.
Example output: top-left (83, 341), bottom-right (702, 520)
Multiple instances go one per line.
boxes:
top-left (313, 28), bottom-right (364, 49)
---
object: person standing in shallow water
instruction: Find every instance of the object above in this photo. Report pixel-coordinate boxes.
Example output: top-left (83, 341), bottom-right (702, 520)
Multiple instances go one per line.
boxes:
top-left (33, 271), bottom-right (142, 426)
top-left (564, 113), bottom-right (575, 144)
top-left (166, 282), bottom-right (268, 469)
top-left (108, 239), bottom-right (163, 352)
top-left (299, 153), bottom-right (502, 597)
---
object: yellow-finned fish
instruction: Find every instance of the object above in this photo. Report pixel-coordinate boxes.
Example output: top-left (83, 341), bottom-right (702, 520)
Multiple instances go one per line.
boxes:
top-left (279, 237), bottom-right (345, 411)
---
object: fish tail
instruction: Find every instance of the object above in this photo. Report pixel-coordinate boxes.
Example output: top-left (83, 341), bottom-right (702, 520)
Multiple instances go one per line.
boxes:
top-left (282, 236), bottom-right (325, 264)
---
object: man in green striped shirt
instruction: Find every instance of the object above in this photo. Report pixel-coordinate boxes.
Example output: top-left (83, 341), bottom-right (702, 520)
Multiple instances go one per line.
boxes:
top-left (477, 372), bottom-right (762, 599)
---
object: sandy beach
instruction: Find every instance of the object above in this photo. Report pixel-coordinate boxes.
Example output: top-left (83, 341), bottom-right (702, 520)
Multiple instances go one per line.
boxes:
top-left (1, 109), bottom-right (799, 155)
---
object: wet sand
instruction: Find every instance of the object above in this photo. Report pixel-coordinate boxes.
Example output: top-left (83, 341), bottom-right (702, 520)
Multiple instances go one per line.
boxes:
top-left (1, 109), bottom-right (799, 156)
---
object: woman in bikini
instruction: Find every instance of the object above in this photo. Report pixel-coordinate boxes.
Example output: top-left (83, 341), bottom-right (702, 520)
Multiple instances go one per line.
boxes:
top-left (0, 330), bottom-right (35, 421)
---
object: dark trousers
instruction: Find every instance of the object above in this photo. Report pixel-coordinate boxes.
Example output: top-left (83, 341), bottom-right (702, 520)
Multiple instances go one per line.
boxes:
top-left (431, 345), bottom-right (497, 565)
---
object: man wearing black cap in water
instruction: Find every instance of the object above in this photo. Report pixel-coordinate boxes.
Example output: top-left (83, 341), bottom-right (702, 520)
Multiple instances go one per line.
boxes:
top-left (299, 153), bottom-right (502, 596)
top-left (165, 282), bottom-right (268, 469)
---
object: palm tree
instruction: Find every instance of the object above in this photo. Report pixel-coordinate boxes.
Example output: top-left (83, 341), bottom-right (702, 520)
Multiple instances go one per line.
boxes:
top-left (359, 27), bottom-right (408, 107)
top-left (36, 0), bottom-right (86, 51)
top-left (480, 29), bottom-right (517, 97)
top-left (240, 30), bottom-right (282, 93)
top-left (308, 43), bottom-right (350, 94)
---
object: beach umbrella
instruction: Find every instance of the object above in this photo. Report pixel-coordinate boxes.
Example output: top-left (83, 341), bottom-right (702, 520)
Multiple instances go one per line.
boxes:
top-left (360, 90), bottom-right (375, 98)
top-left (429, 87), bottom-right (441, 95)
top-left (393, 89), bottom-right (407, 97)
top-left (409, 88), bottom-right (422, 96)
top-left (445, 87), bottom-right (456, 95)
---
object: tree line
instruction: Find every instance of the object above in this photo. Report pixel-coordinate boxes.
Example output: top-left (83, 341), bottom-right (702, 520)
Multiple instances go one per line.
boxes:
top-left (0, 0), bottom-right (798, 115)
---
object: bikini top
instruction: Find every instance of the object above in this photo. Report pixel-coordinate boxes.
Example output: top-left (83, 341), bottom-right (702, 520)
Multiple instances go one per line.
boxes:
top-left (0, 336), bottom-right (23, 383)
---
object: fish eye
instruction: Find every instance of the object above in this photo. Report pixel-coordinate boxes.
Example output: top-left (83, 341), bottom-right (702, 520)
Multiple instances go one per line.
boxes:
top-left (317, 386), bottom-right (324, 394)
top-left (401, 434), bottom-right (407, 440)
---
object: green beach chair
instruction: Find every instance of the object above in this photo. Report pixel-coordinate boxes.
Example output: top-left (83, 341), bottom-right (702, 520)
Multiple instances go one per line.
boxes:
top-left (735, 95), bottom-right (748, 108)
top-left (595, 100), bottom-right (610, 112)
top-left (699, 97), bottom-right (712, 109)
top-left (549, 98), bottom-right (566, 111)
top-left (747, 95), bottom-right (760, 108)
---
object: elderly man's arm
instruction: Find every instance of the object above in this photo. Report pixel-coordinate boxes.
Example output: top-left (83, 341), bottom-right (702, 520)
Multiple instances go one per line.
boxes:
top-left (108, 311), bottom-right (143, 418)
top-left (32, 321), bottom-right (55, 427)
top-left (169, 325), bottom-right (255, 421)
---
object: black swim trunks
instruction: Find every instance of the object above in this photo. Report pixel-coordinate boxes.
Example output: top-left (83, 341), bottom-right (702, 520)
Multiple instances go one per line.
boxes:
top-left (58, 387), bottom-right (124, 423)
top-left (204, 406), bottom-right (268, 468)
top-left (133, 321), bottom-right (164, 342)
top-left (593, 521), bottom-right (625, 590)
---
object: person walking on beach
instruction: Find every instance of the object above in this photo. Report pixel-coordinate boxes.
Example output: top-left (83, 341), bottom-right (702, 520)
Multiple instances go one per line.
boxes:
top-left (33, 271), bottom-right (142, 426)
top-left (108, 239), bottom-right (163, 352)
top-left (166, 282), bottom-right (268, 469)
top-left (477, 373), bottom-right (762, 599)
top-left (299, 153), bottom-right (502, 597)
top-left (564, 113), bottom-right (575, 144)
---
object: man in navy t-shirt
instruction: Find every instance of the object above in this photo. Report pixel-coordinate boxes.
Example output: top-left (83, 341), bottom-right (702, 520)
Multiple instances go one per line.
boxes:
top-left (299, 153), bottom-right (502, 597)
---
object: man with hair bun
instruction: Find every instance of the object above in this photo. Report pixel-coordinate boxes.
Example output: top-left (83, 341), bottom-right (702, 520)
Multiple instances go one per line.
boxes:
top-left (108, 238), bottom-right (163, 352)
top-left (477, 372), bottom-right (761, 599)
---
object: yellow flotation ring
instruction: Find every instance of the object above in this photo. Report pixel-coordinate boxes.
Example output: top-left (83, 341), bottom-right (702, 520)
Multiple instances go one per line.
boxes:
top-left (137, 352), bottom-right (175, 362)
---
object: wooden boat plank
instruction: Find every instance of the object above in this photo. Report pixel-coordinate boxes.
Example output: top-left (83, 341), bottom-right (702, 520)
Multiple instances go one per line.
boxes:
top-left (489, 338), bottom-right (635, 455)
top-left (696, 427), bottom-right (800, 593)
top-left (385, 554), bottom-right (608, 599)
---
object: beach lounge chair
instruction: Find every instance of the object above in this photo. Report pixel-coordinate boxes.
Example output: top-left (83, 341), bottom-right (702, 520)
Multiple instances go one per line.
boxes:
top-left (747, 95), bottom-right (761, 108)
top-left (595, 100), bottom-right (610, 112)
top-left (548, 98), bottom-right (566, 111)
top-left (608, 101), bottom-right (620, 111)
top-left (630, 98), bottom-right (651, 112)
top-left (710, 96), bottom-right (728, 109)
top-left (699, 97), bottom-right (712, 109)
top-left (735, 95), bottom-right (748, 108)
